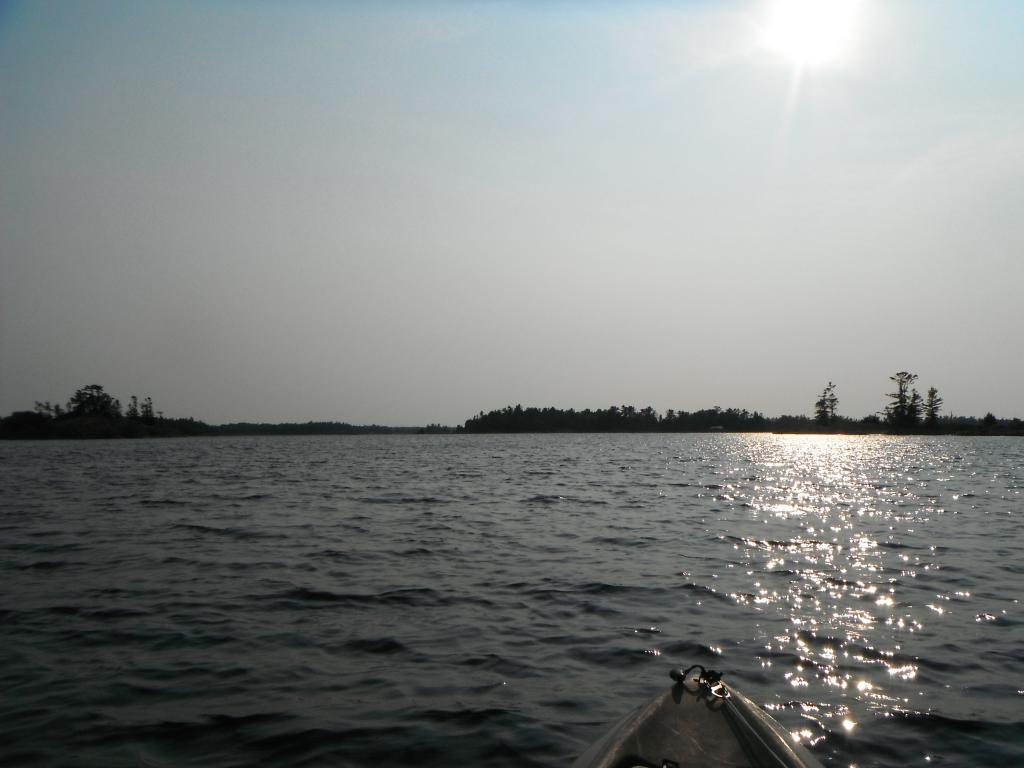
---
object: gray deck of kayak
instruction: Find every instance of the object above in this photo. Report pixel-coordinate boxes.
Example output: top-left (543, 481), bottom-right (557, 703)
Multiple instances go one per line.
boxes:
top-left (573, 676), bottom-right (824, 768)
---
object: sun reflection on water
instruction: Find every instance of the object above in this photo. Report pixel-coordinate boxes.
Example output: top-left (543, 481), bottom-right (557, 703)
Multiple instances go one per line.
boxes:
top-left (706, 436), bottom-right (972, 742)
top-left (665, 432), bottom-right (1021, 762)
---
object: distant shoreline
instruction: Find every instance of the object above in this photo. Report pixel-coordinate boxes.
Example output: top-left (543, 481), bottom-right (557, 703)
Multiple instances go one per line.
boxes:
top-left (0, 415), bottom-right (434, 440)
top-left (2, 419), bottom-right (1021, 440)
top-left (4, 387), bottom-right (1022, 439)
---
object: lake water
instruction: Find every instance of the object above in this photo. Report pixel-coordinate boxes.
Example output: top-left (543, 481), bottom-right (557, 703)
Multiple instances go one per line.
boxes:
top-left (1, 434), bottom-right (1021, 767)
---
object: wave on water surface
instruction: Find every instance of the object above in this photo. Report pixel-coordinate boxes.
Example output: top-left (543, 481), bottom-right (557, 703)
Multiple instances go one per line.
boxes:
top-left (1, 434), bottom-right (1022, 767)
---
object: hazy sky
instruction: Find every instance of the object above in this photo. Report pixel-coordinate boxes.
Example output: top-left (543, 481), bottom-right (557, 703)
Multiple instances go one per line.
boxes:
top-left (2, 0), bottom-right (1022, 425)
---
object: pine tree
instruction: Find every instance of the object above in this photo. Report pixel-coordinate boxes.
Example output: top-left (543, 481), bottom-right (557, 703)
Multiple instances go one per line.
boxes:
top-left (885, 372), bottom-right (918, 428)
top-left (923, 387), bottom-right (943, 427)
top-left (907, 389), bottom-right (923, 426)
top-left (67, 385), bottom-right (120, 419)
top-left (814, 382), bottom-right (838, 425)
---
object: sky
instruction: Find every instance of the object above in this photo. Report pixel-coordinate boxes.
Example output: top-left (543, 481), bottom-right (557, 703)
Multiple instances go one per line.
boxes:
top-left (2, 0), bottom-right (1022, 426)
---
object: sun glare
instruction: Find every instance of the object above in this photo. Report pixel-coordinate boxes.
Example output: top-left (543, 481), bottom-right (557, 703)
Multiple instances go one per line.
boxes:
top-left (762, 0), bottom-right (862, 69)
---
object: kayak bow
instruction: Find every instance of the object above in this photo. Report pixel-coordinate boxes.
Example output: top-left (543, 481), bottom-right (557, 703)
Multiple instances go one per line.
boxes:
top-left (573, 665), bottom-right (825, 768)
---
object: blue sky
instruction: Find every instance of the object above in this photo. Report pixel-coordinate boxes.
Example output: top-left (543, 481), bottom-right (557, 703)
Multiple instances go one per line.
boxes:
top-left (2, 0), bottom-right (1022, 424)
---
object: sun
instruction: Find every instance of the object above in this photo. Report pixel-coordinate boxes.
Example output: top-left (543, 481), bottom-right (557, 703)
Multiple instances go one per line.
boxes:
top-left (761, 0), bottom-right (863, 70)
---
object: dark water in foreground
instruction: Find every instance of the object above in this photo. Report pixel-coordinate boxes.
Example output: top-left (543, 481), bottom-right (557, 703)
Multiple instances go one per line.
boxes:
top-left (1, 434), bottom-right (1021, 767)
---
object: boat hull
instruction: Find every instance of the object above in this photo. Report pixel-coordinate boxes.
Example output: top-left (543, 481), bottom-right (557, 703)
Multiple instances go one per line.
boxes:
top-left (573, 672), bottom-right (824, 768)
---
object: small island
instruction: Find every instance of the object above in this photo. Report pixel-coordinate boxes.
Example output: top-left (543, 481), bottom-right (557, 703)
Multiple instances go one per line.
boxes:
top-left (1, 375), bottom-right (1021, 439)
top-left (0, 384), bottom-right (424, 439)
top-left (461, 374), bottom-right (1022, 435)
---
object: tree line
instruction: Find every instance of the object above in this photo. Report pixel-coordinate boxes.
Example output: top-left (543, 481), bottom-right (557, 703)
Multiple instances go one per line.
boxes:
top-left (460, 404), bottom-right (773, 433)
top-left (463, 371), bottom-right (1019, 434)
top-left (32, 384), bottom-right (162, 423)
top-left (2, 379), bottom-right (1020, 439)
top-left (813, 371), bottom-right (1010, 431)
top-left (1, 384), bottom-right (207, 438)
top-left (0, 384), bottom-right (424, 438)
top-left (813, 372), bottom-right (946, 429)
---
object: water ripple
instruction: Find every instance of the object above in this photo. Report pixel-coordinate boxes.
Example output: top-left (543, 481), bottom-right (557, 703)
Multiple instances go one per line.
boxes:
top-left (1, 434), bottom-right (1021, 767)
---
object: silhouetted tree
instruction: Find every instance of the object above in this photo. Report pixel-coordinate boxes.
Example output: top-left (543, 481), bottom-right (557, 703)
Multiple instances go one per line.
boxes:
top-left (814, 382), bottom-right (838, 425)
top-left (34, 401), bottom-right (64, 418)
top-left (140, 397), bottom-right (155, 423)
top-left (923, 387), bottom-right (943, 427)
top-left (982, 412), bottom-right (997, 429)
top-left (908, 388), bottom-right (922, 426)
top-left (67, 384), bottom-right (121, 419)
top-left (126, 396), bottom-right (140, 420)
top-left (885, 372), bottom-right (919, 428)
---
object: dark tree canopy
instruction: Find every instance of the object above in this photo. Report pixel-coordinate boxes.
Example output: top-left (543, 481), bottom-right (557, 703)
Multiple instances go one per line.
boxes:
top-left (885, 371), bottom-right (919, 428)
top-left (814, 382), bottom-right (839, 425)
top-left (924, 387), bottom-right (943, 427)
top-left (4, 377), bottom-right (1020, 439)
top-left (68, 384), bottom-right (122, 419)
